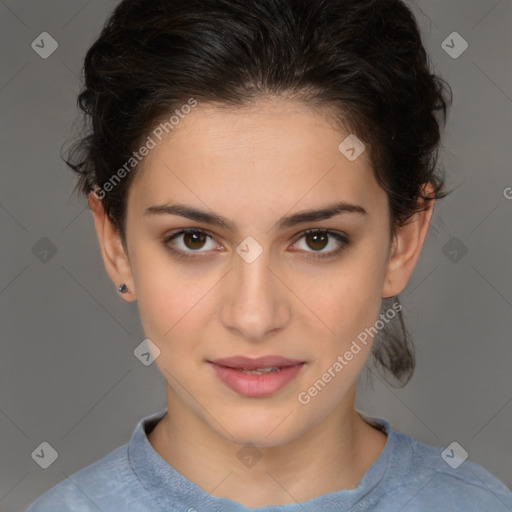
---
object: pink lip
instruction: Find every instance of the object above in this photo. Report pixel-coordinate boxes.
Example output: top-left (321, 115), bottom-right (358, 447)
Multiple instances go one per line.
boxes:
top-left (208, 356), bottom-right (305, 397)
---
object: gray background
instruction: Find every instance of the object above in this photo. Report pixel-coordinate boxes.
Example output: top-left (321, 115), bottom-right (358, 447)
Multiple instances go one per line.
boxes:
top-left (1, 1), bottom-right (511, 510)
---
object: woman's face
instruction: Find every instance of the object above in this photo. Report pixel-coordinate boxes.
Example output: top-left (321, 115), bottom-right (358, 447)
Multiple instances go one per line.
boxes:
top-left (114, 99), bottom-right (409, 446)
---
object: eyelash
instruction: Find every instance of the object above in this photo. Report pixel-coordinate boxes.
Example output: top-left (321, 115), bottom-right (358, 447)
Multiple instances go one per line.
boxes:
top-left (162, 228), bottom-right (350, 261)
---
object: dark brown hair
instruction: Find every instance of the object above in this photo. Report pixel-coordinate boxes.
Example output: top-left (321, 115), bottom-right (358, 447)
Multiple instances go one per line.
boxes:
top-left (65, 0), bottom-right (453, 386)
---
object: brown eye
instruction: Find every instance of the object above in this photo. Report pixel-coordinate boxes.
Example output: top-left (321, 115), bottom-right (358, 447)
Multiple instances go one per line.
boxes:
top-left (304, 231), bottom-right (329, 251)
top-left (182, 231), bottom-right (208, 250)
top-left (292, 229), bottom-right (350, 260)
top-left (163, 229), bottom-right (219, 258)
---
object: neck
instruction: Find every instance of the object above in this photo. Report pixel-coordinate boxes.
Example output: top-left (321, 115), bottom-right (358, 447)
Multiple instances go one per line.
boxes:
top-left (147, 387), bottom-right (387, 507)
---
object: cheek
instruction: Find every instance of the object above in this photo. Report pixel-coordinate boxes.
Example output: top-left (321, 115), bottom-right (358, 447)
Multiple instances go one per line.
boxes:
top-left (137, 272), bottom-right (207, 338)
top-left (130, 247), bottom-right (197, 339)
top-left (297, 263), bottom-right (384, 408)
top-left (314, 254), bottom-right (385, 343)
top-left (131, 251), bottom-right (223, 370)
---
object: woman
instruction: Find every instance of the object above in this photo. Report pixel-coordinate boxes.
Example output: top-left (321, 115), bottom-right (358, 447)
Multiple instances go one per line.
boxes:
top-left (27, 0), bottom-right (512, 510)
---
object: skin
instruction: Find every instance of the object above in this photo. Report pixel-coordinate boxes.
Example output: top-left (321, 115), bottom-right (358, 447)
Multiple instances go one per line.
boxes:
top-left (89, 98), bottom-right (434, 507)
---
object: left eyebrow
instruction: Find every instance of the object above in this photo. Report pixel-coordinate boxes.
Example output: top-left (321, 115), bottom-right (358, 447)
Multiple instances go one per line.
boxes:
top-left (144, 200), bottom-right (368, 231)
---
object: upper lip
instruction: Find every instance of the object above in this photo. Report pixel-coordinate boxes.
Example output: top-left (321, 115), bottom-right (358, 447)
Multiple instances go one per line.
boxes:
top-left (208, 356), bottom-right (305, 370)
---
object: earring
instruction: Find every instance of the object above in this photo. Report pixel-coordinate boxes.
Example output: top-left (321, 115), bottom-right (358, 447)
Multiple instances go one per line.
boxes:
top-left (118, 283), bottom-right (128, 294)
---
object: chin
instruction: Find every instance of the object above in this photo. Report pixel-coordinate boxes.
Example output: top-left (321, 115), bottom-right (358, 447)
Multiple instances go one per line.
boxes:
top-left (214, 411), bottom-right (302, 448)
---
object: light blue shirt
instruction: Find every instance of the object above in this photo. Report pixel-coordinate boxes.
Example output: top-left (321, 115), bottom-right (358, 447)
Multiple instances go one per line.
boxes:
top-left (26, 408), bottom-right (512, 511)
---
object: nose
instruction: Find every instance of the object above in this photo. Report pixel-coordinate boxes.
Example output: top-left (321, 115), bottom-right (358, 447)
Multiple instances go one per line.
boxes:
top-left (220, 245), bottom-right (291, 343)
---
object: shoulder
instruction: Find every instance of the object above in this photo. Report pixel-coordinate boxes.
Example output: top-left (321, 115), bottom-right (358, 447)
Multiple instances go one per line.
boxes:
top-left (381, 429), bottom-right (512, 511)
top-left (25, 443), bottom-right (151, 512)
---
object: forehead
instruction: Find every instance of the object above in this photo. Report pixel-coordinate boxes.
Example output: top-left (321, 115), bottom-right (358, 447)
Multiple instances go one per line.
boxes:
top-left (128, 98), bottom-right (385, 221)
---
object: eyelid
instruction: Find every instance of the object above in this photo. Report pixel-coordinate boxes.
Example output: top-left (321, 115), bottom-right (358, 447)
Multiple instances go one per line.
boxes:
top-left (290, 229), bottom-right (349, 260)
top-left (163, 228), bottom-right (222, 255)
top-left (163, 227), bottom-right (350, 259)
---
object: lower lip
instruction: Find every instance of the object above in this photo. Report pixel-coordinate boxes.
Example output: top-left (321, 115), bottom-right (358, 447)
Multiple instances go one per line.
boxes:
top-left (208, 362), bottom-right (305, 397)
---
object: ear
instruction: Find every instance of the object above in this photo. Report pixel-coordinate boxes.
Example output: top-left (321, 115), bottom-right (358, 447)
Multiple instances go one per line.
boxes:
top-left (88, 190), bottom-right (136, 302)
top-left (382, 183), bottom-right (435, 298)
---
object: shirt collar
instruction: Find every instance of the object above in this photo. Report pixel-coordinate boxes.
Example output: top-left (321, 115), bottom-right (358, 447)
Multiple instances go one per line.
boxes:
top-left (128, 408), bottom-right (398, 511)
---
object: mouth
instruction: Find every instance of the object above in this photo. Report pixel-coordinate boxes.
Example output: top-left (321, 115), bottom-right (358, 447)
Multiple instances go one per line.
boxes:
top-left (207, 356), bottom-right (306, 397)
top-left (233, 367), bottom-right (282, 375)
top-left (208, 355), bottom-right (305, 370)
